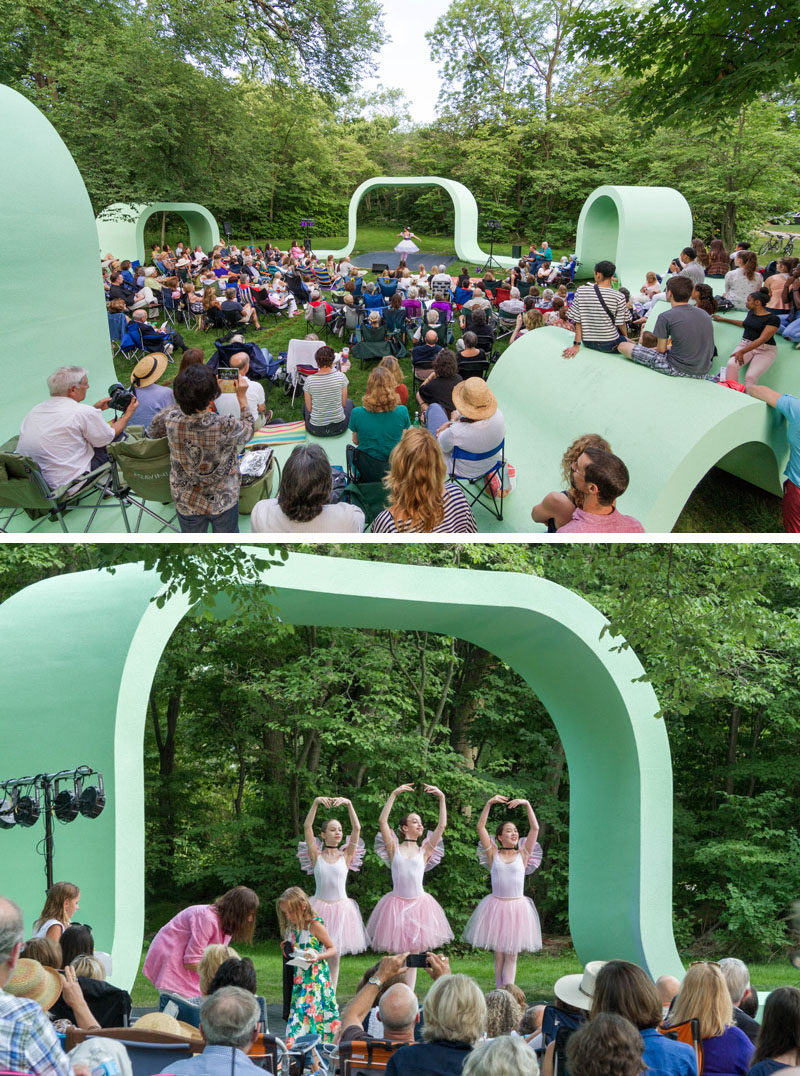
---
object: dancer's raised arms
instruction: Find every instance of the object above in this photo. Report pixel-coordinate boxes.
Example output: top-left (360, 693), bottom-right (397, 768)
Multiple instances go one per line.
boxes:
top-left (378, 783), bottom-right (414, 861)
top-left (302, 795), bottom-right (334, 865)
top-left (331, 796), bottom-right (362, 867)
top-left (476, 794), bottom-right (510, 865)
top-left (507, 798), bottom-right (540, 859)
top-left (421, 784), bottom-right (447, 864)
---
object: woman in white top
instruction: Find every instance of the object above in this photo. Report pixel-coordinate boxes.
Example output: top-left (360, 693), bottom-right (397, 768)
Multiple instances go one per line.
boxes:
top-left (724, 250), bottom-right (763, 310)
top-left (32, 881), bottom-right (80, 942)
top-left (250, 443), bottom-right (364, 533)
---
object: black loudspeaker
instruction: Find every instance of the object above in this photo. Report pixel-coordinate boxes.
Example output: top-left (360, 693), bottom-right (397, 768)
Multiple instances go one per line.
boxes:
top-left (371, 263), bottom-right (389, 273)
top-left (222, 221), bottom-right (233, 238)
top-left (512, 244), bottom-right (522, 259)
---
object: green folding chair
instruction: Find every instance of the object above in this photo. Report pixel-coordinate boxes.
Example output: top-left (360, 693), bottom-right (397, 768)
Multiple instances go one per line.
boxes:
top-left (107, 430), bottom-right (179, 532)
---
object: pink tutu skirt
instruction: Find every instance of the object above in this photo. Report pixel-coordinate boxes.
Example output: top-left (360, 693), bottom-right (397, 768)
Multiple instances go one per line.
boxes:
top-left (310, 897), bottom-right (369, 956)
top-left (367, 893), bottom-right (454, 953)
top-left (462, 896), bottom-right (542, 954)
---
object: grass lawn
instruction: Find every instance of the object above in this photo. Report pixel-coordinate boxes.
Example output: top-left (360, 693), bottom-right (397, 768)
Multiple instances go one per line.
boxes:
top-left (122, 227), bottom-right (782, 533)
top-left (129, 939), bottom-right (800, 1009)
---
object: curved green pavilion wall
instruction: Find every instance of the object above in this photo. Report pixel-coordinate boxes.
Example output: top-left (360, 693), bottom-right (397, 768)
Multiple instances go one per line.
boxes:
top-left (0, 552), bottom-right (683, 989)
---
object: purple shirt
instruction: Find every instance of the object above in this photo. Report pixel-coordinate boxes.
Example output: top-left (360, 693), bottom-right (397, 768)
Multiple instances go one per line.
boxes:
top-left (702, 1026), bottom-right (753, 1076)
top-left (558, 507), bottom-right (645, 533)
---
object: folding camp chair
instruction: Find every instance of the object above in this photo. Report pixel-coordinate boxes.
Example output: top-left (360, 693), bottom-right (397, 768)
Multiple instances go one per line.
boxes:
top-left (351, 324), bottom-right (392, 370)
top-left (337, 1036), bottom-right (404, 1074)
top-left (457, 356), bottom-right (491, 380)
top-left (65, 1028), bottom-right (195, 1076)
top-left (108, 312), bottom-right (128, 358)
top-left (108, 433), bottom-right (179, 532)
top-left (453, 286), bottom-right (473, 308)
top-left (449, 438), bottom-right (506, 521)
top-left (160, 289), bottom-right (182, 328)
top-left (0, 437), bottom-right (115, 533)
top-left (307, 302), bottom-right (335, 339)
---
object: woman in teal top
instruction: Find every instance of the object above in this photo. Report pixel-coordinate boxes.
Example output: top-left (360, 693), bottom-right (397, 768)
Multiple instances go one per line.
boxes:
top-left (349, 366), bottom-right (410, 461)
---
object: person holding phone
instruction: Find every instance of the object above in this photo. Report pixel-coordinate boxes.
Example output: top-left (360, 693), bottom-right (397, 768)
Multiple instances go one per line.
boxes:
top-left (297, 796), bottom-right (369, 991)
top-left (367, 784), bottom-right (453, 989)
top-left (462, 795), bottom-right (543, 987)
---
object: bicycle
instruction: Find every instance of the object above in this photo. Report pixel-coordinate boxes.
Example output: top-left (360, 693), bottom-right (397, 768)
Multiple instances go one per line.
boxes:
top-left (758, 233), bottom-right (783, 256)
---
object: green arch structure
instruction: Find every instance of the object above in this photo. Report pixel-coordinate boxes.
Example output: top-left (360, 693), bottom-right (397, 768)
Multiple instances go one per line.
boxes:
top-left (96, 202), bottom-right (220, 265)
top-left (0, 86), bottom-right (112, 424)
top-left (0, 552), bottom-right (683, 989)
top-left (575, 185), bottom-right (693, 287)
top-left (315, 176), bottom-right (519, 269)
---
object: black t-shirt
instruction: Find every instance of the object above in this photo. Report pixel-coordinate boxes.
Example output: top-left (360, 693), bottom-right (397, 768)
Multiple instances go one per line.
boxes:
top-left (458, 349), bottom-right (486, 369)
top-left (221, 300), bottom-right (243, 314)
top-left (108, 283), bottom-right (134, 304)
top-left (742, 309), bottom-right (780, 346)
top-left (419, 374), bottom-right (462, 417)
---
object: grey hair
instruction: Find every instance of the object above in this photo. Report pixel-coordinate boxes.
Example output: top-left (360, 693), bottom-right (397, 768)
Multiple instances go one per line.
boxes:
top-left (423, 974), bottom-right (486, 1045)
top-left (132, 309), bottom-right (148, 321)
top-left (379, 983), bottom-right (418, 1031)
top-left (426, 310), bottom-right (440, 325)
top-left (462, 1035), bottom-right (539, 1076)
top-left (408, 286), bottom-right (419, 299)
top-left (200, 986), bottom-right (260, 1049)
top-left (47, 366), bottom-right (88, 397)
top-left (462, 331), bottom-right (477, 348)
top-left (718, 958), bottom-right (750, 1005)
top-left (0, 897), bottom-right (24, 963)
top-left (510, 286), bottom-right (521, 298)
top-left (365, 282), bottom-right (376, 293)
top-left (309, 289), bottom-right (321, 302)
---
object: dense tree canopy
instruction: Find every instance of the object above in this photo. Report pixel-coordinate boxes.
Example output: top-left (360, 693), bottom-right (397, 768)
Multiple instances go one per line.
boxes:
top-left (2, 544), bottom-right (799, 958)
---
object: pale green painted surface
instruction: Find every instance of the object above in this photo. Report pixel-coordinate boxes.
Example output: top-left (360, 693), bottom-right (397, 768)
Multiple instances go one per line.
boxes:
top-left (96, 202), bottom-right (220, 265)
top-left (0, 553), bottom-right (682, 988)
top-left (315, 176), bottom-right (519, 268)
top-left (0, 85), bottom-right (115, 425)
top-left (576, 186), bottom-right (692, 287)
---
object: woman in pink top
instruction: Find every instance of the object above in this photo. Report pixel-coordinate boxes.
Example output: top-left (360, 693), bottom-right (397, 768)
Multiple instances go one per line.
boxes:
top-left (765, 260), bottom-right (793, 313)
top-left (143, 886), bottom-right (259, 1002)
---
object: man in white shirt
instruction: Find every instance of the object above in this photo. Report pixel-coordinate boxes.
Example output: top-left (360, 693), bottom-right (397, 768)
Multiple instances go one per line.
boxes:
top-left (17, 366), bottom-right (138, 489)
top-left (214, 352), bottom-right (271, 426)
top-left (430, 266), bottom-right (454, 294)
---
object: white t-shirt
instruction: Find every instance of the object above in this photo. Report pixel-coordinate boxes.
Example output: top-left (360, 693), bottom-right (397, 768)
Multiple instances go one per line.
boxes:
top-left (18, 396), bottom-right (115, 488)
top-left (214, 377), bottom-right (265, 424)
top-left (250, 499), bottom-right (364, 532)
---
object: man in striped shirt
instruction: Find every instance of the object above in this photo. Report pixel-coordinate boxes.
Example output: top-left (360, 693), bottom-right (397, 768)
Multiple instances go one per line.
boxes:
top-left (562, 261), bottom-right (629, 358)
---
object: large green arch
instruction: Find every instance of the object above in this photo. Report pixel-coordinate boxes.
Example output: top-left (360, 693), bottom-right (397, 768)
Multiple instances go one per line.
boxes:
top-left (0, 552), bottom-right (682, 989)
top-left (96, 202), bottom-right (221, 265)
top-left (315, 176), bottom-right (519, 269)
top-left (575, 185), bottom-right (692, 287)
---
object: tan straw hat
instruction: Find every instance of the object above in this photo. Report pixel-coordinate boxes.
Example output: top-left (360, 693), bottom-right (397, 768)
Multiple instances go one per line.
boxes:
top-left (451, 377), bottom-right (498, 420)
top-left (553, 960), bottom-right (608, 1011)
top-left (5, 958), bottom-right (63, 1011)
top-left (132, 1011), bottom-right (201, 1040)
top-left (131, 352), bottom-right (169, 388)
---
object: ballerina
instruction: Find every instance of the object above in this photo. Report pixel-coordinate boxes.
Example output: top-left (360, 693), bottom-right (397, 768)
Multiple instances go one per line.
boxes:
top-left (394, 227), bottom-right (421, 257)
top-left (367, 782), bottom-right (453, 988)
top-left (297, 795), bottom-right (369, 990)
top-left (462, 794), bottom-right (543, 987)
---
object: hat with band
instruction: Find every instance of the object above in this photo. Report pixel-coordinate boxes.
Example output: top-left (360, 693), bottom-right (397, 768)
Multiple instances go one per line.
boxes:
top-left (131, 352), bottom-right (169, 388)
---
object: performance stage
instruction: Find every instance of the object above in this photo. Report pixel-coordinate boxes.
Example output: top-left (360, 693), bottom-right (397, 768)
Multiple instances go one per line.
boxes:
top-left (343, 251), bottom-right (458, 271)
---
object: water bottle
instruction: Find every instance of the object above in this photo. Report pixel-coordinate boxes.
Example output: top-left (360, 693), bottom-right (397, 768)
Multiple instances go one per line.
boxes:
top-left (413, 411), bottom-right (420, 426)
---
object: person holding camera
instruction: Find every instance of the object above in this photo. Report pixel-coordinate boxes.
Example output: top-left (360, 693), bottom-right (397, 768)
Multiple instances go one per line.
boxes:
top-left (18, 366), bottom-right (139, 489)
top-left (148, 364), bottom-right (254, 533)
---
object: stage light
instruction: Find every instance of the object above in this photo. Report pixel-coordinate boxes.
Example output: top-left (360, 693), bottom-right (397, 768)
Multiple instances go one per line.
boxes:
top-left (78, 772), bottom-right (105, 819)
top-left (0, 788), bottom-right (16, 830)
top-left (53, 775), bottom-right (80, 823)
top-left (13, 785), bottom-right (41, 827)
top-left (485, 219), bottom-right (502, 232)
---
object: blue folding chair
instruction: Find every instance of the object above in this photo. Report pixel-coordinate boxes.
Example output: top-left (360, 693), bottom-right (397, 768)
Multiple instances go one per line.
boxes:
top-left (454, 286), bottom-right (473, 308)
top-left (160, 289), bottom-right (182, 328)
top-left (449, 439), bottom-right (506, 521)
top-left (108, 312), bottom-right (128, 358)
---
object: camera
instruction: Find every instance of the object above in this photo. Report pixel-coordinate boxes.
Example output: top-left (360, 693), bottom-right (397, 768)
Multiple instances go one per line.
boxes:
top-left (107, 382), bottom-right (135, 411)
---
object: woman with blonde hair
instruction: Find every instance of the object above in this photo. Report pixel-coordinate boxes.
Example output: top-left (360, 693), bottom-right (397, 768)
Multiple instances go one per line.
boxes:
top-left (379, 355), bottom-right (409, 406)
top-left (370, 427), bottom-right (477, 533)
top-left (531, 433), bottom-right (612, 532)
top-left (349, 367), bottom-right (410, 461)
top-left (666, 962), bottom-right (753, 1076)
top-left (463, 1035), bottom-right (539, 1076)
top-left (484, 989), bottom-right (522, 1039)
top-left (32, 882), bottom-right (80, 943)
top-left (387, 974), bottom-right (486, 1073)
top-left (510, 308), bottom-right (545, 342)
top-left (276, 886), bottom-right (339, 1046)
top-left (197, 943), bottom-right (239, 995)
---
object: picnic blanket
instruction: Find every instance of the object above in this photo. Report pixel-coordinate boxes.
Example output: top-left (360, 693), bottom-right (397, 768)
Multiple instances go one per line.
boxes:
top-left (246, 420), bottom-right (307, 448)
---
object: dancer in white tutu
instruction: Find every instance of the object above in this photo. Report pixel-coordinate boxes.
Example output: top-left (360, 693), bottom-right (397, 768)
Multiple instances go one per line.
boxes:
top-left (367, 782), bottom-right (453, 988)
top-left (298, 795), bottom-right (369, 990)
top-left (395, 227), bottom-right (421, 257)
top-left (462, 794), bottom-right (542, 987)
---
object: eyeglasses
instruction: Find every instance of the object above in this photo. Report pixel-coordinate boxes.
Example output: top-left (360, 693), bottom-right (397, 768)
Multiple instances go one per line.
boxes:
top-left (688, 961), bottom-right (720, 968)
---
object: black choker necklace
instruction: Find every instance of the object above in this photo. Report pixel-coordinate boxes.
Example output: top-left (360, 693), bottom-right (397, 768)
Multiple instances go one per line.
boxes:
top-left (323, 844), bottom-right (339, 849)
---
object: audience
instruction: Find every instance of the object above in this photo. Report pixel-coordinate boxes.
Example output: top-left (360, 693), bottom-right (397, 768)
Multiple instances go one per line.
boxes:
top-left (718, 958), bottom-right (759, 1044)
top-left (214, 351), bottom-right (270, 425)
top-left (371, 427), bottom-right (478, 533)
top-left (665, 962), bottom-right (753, 1076)
top-left (380, 355), bottom-right (409, 406)
top-left (130, 353), bottom-right (175, 431)
top-left (725, 252), bottom-right (763, 310)
top-left (747, 987), bottom-right (800, 1076)
top-left (417, 350), bottom-right (463, 431)
top-left (563, 261), bottom-right (629, 357)
top-left (713, 290), bottom-right (780, 387)
top-left (462, 1035), bottom-right (540, 1076)
top-left (303, 345), bottom-right (353, 436)
top-left (484, 988), bottom-right (521, 1040)
top-left (251, 443), bottom-right (364, 533)
top-left (618, 275), bottom-right (715, 379)
top-left (435, 379), bottom-right (505, 484)
top-left (567, 1013), bottom-right (646, 1076)
top-left (349, 367), bottom-right (410, 460)
top-left (386, 974), bottom-right (487, 1076)
top-left (745, 383), bottom-right (800, 531)
top-left (412, 329), bottom-right (443, 376)
top-left (156, 987), bottom-right (262, 1076)
top-left (542, 445), bottom-right (643, 533)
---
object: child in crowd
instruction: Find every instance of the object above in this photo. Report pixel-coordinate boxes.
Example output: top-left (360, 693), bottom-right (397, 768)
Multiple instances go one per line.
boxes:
top-left (277, 887), bottom-right (340, 1047)
top-left (32, 882), bottom-right (80, 943)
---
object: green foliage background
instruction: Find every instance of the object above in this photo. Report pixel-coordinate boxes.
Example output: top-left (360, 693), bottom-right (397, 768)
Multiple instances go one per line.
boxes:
top-left (2, 544), bottom-right (799, 961)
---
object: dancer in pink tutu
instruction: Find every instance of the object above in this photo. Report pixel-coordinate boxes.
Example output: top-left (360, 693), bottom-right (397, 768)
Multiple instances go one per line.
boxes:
top-left (463, 794), bottom-right (543, 987)
top-left (367, 782), bottom-right (453, 988)
top-left (297, 795), bottom-right (369, 990)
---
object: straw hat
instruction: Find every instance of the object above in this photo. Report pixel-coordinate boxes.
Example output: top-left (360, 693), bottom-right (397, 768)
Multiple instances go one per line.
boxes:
top-left (4, 958), bottom-right (63, 1011)
top-left (552, 960), bottom-right (608, 1011)
top-left (175, 258), bottom-right (191, 268)
top-left (131, 352), bottom-right (169, 388)
top-left (132, 1011), bottom-right (201, 1040)
top-left (451, 378), bottom-right (498, 421)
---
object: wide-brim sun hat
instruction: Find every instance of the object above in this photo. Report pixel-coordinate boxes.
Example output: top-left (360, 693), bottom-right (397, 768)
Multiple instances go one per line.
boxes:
top-left (131, 352), bottom-right (169, 388)
top-left (132, 1011), bottom-right (201, 1040)
top-left (451, 378), bottom-right (498, 421)
top-left (553, 959), bottom-right (608, 1011)
top-left (5, 958), bottom-right (63, 1011)
top-left (175, 258), bottom-right (191, 268)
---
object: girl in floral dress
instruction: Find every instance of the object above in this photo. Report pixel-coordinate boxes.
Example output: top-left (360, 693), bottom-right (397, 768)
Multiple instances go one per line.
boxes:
top-left (276, 887), bottom-right (340, 1047)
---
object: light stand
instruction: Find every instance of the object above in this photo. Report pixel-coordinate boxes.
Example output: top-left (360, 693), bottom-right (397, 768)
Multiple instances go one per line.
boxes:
top-left (480, 219), bottom-right (503, 274)
top-left (0, 765), bottom-right (104, 889)
top-left (300, 218), bottom-right (315, 256)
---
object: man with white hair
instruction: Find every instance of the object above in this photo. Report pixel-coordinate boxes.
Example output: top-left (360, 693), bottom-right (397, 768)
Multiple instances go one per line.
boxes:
top-left (158, 987), bottom-right (262, 1076)
top-left (18, 366), bottom-right (138, 488)
top-left (718, 957), bottom-right (760, 1043)
top-left (430, 266), bottom-right (453, 294)
top-left (214, 352), bottom-right (271, 426)
top-left (499, 287), bottom-right (525, 316)
top-left (121, 308), bottom-right (186, 356)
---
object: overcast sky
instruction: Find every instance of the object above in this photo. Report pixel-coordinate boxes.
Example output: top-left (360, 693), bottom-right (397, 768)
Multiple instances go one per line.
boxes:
top-left (360, 0), bottom-right (452, 124)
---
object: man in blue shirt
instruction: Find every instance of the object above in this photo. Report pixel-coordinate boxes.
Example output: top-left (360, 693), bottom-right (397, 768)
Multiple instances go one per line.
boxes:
top-left (747, 384), bottom-right (800, 531)
top-left (159, 987), bottom-right (262, 1076)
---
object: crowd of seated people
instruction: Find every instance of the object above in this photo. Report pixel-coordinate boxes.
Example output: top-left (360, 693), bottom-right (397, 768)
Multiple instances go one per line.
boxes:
top-left (7, 883), bottom-right (799, 1076)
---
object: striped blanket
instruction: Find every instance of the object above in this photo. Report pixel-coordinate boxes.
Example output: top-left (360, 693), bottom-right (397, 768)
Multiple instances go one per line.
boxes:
top-left (245, 420), bottom-right (306, 448)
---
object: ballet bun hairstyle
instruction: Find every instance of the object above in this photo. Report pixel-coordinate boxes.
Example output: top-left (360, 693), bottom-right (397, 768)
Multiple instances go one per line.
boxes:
top-left (495, 820), bottom-right (518, 844)
top-left (398, 812), bottom-right (421, 839)
top-left (319, 817), bottom-right (341, 839)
